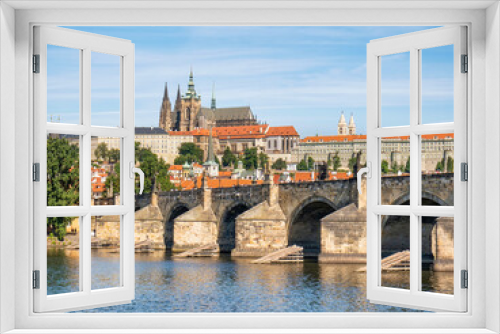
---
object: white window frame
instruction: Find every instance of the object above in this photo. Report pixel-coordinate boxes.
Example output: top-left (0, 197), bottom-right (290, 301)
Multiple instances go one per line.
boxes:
top-left (0, 2), bottom-right (498, 333)
top-left (366, 26), bottom-right (467, 312)
top-left (32, 26), bottom-right (136, 313)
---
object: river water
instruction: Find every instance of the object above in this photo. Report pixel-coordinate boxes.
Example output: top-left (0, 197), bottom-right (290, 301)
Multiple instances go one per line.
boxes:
top-left (47, 249), bottom-right (453, 313)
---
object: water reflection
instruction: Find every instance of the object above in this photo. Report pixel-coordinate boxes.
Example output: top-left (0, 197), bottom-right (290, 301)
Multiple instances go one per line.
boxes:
top-left (45, 250), bottom-right (453, 312)
top-left (47, 248), bottom-right (79, 295)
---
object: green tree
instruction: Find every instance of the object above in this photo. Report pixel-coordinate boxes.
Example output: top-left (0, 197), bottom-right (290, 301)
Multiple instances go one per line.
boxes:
top-left (272, 158), bottom-right (287, 170)
top-left (297, 159), bottom-right (308, 171)
top-left (436, 160), bottom-right (444, 172)
top-left (348, 157), bottom-right (357, 171)
top-left (108, 148), bottom-right (120, 163)
top-left (47, 137), bottom-right (80, 240)
top-left (405, 157), bottom-right (410, 173)
top-left (94, 142), bottom-right (109, 161)
top-left (242, 147), bottom-right (259, 170)
top-left (381, 160), bottom-right (390, 174)
top-left (332, 153), bottom-right (341, 171)
top-left (173, 142), bottom-right (204, 165)
top-left (135, 146), bottom-right (176, 193)
top-left (222, 147), bottom-right (237, 167)
top-left (446, 157), bottom-right (454, 173)
top-left (259, 152), bottom-right (269, 170)
top-left (391, 161), bottom-right (399, 173)
top-left (307, 156), bottom-right (315, 170)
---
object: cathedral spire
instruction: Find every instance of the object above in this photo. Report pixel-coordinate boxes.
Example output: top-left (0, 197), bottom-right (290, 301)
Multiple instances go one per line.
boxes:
top-left (159, 82), bottom-right (171, 130)
top-left (211, 82), bottom-right (216, 110)
top-left (162, 82), bottom-right (169, 102)
top-left (176, 84), bottom-right (181, 101)
top-left (185, 67), bottom-right (199, 100)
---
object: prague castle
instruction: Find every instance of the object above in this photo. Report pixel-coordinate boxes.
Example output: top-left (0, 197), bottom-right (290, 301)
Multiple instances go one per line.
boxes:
top-left (159, 69), bottom-right (259, 132)
top-left (293, 112), bottom-right (454, 173)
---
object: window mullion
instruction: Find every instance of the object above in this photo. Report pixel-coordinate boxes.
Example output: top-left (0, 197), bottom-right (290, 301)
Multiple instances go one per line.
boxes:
top-left (409, 47), bottom-right (420, 294)
top-left (81, 48), bottom-right (92, 294)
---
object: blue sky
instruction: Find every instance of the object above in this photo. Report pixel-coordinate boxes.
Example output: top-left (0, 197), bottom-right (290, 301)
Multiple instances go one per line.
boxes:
top-left (49, 26), bottom-right (454, 136)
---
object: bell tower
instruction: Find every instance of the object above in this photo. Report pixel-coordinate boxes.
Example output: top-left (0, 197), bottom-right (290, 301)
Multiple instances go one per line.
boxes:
top-left (177, 68), bottom-right (201, 131)
top-left (348, 113), bottom-right (356, 135)
top-left (338, 111), bottom-right (348, 135)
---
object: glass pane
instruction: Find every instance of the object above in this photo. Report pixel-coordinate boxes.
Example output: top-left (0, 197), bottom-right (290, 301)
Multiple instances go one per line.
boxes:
top-left (421, 45), bottom-right (454, 124)
top-left (421, 216), bottom-right (454, 295)
top-left (47, 216), bottom-right (80, 295)
top-left (47, 45), bottom-right (81, 124)
top-left (91, 215), bottom-right (121, 290)
top-left (421, 133), bottom-right (454, 206)
top-left (381, 215), bottom-right (410, 290)
top-left (91, 52), bottom-right (121, 127)
top-left (47, 133), bottom-right (80, 207)
top-left (91, 136), bottom-right (121, 205)
top-left (380, 52), bottom-right (410, 127)
top-left (380, 136), bottom-right (410, 205)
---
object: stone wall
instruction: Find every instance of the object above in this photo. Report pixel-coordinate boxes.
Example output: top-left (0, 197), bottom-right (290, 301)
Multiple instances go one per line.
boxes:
top-left (319, 203), bottom-right (367, 263)
top-left (173, 220), bottom-right (217, 251)
top-left (94, 204), bottom-right (165, 249)
top-left (172, 188), bottom-right (218, 252)
top-left (432, 217), bottom-right (454, 272)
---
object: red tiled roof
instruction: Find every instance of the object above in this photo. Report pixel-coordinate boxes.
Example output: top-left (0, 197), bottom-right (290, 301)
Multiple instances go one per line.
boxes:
top-left (301, 135), bottom-right (366, 143)
top-left (170, 129), bottom-right (213, 137)
top-left (169, 165), bottom-right (182, 171)
top-left (213, 124), bottom-right (269, 139)
top-left (302, 133), bottom-right (454, 144)
top-left (266, 126), bottom-right (299, 137)
top-left (294, 172), bottom-right (313, 182)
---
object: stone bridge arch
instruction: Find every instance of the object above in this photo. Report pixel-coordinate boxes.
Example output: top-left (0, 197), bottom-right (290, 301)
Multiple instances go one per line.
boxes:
top-left (163, 202), bottom-right (196, 250)
top-left (382, 195), bottom-right (452, 266)
top-left (217, 201), bottom-right (252, 253)
top-left (287, 196), bottom-right (337, 256)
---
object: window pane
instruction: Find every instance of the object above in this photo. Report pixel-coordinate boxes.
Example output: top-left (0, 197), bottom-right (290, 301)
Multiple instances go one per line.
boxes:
top-left (91, 136), bottom-right (121, 205)
top-left (92, 215), bottom-right (121, 290)
top-left (47, 216), bottom-right (80, 295)
top-left (421, 133), bottom-right (454, 206)
top-left (380, 52), bottom-right (410, 127)
top-left (47, 45), bottom-right (81, 124)
top-left (91, 52), bottom-right (121, 127)
top-left (422, 216), bottom-right (454, 294)
top-left (381, 215), bottom-right (410, 290)
top-left (421, 45), bottom-right (454, 124)
top-left (47, 134), bottom-right (80, 207)
top-left (380, 136), bottom-right (410, 205)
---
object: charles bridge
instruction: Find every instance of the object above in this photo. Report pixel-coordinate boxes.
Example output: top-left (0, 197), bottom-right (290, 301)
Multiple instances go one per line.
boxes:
top-left (97, 173), bottom-right (455, 271)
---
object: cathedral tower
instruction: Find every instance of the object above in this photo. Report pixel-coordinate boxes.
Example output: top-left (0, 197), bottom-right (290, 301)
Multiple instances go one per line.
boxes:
top-left (338, 111), bottom-right (348, 135)
top-left (173, 68), bottom-right (202, 131)
top-left (348, 113), bottom-right (356, 135)
top-left (159, 83), bottom-right (171, 131)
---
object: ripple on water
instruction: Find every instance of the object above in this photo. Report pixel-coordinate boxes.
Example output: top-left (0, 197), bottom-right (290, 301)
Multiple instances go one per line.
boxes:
top-left (44, 250), bottom-right (452, 313)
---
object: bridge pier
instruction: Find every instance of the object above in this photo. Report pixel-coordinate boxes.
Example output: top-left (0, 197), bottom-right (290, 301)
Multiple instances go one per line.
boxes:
top-left (318, 203), bottom-right (367, 263)
top-left (431, 217), bottom-right (454, 272)
top-left (232, 183), bottom-right (288, 257)
top-left (172, 183), bottom-right (218, 253)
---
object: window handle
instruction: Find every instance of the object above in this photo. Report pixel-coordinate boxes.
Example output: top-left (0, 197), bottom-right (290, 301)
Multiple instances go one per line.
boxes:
top-left (130, 162), bottom-right (145, 195)
top-left (357, 162), bottom-right (371, 194)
